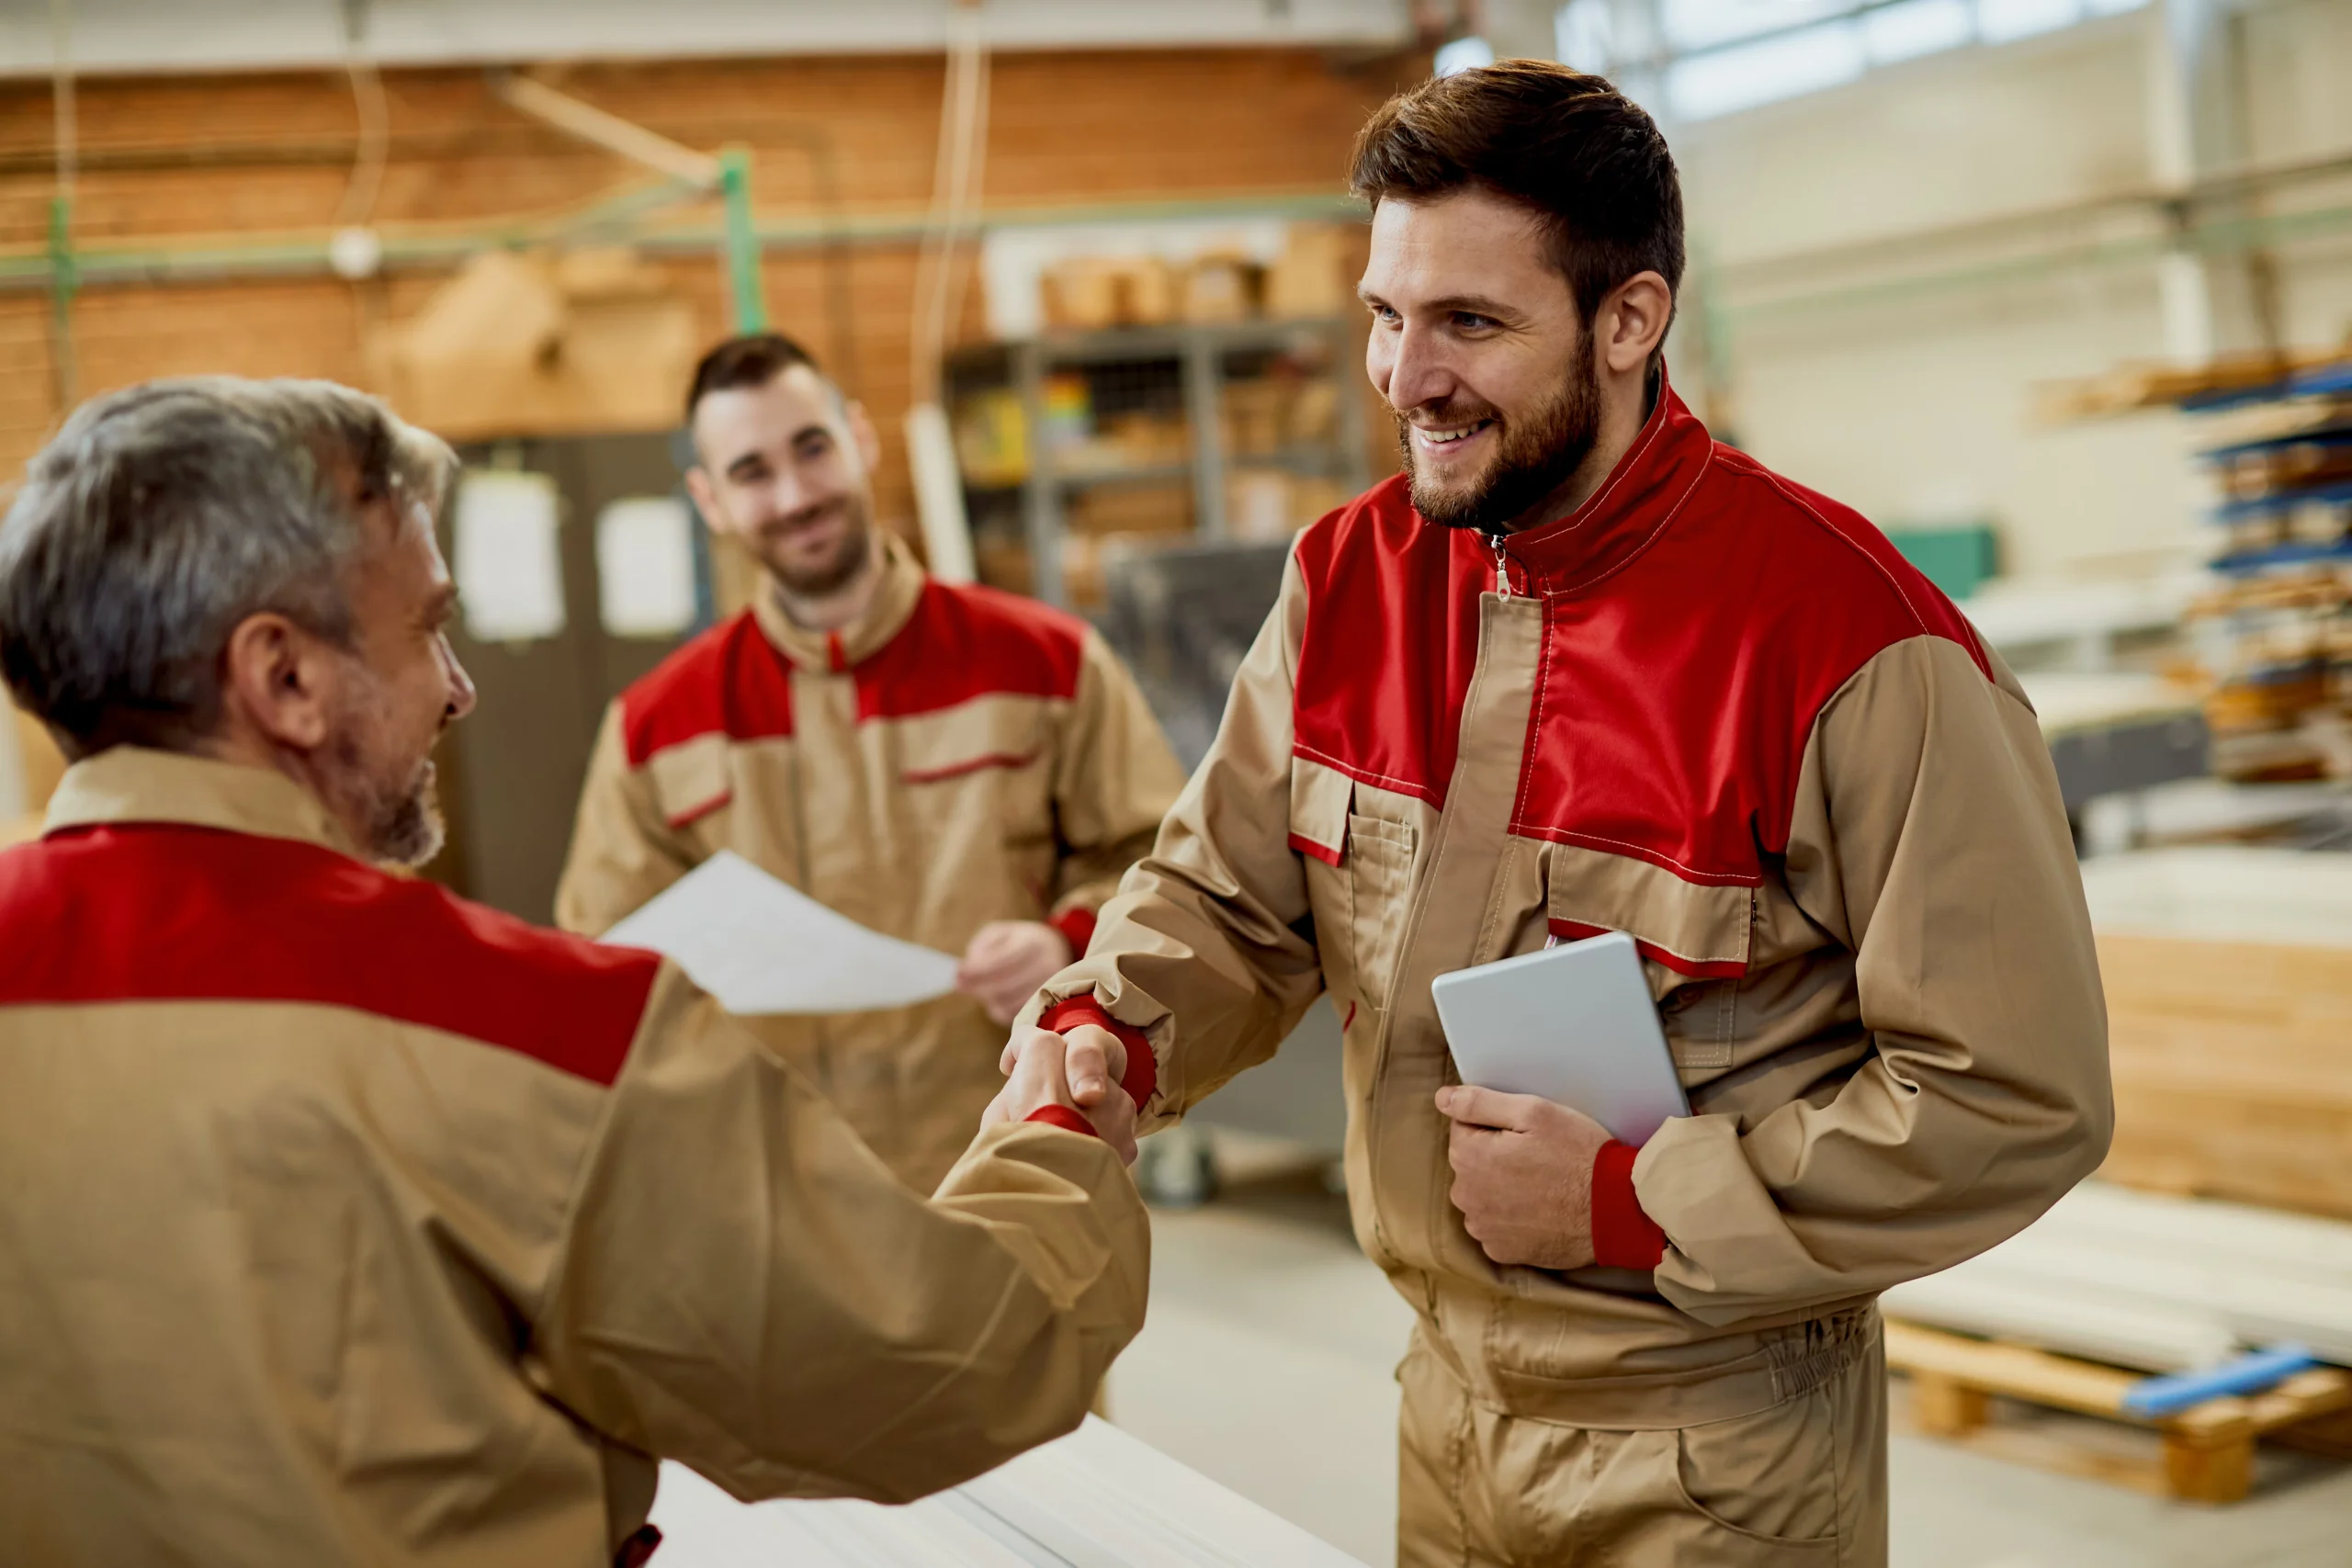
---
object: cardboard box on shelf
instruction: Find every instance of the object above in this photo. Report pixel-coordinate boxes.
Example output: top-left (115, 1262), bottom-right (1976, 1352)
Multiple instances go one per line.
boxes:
top-left (1222, 379), bottom-right (1289, 457)
top-left (1227, 468), bottom-right (1293, 541)
top-left (1068, 481), bottom-right (1194, 537)
top-left (1286, 378), bottom-right (1342, 446)
top-left (954, 389), bottom-right (1030, 488)
top-left (1182, 254), bottom-right (1263, 324)
top-left (1041, 256), bottom-right (1179, 333)
top-left (1226, 468), bottom-right (1357, 541)
top-left (1100, 412), bottom-right (1191, 469)
top-left (974, 537), bottom-right (1034, 597)
top-left (1264, 222), bottom-right (1360, 321)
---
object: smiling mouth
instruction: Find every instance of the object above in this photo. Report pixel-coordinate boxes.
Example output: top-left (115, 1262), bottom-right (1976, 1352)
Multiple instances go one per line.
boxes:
top-left (1416, 418), bottom-right (1496, 448)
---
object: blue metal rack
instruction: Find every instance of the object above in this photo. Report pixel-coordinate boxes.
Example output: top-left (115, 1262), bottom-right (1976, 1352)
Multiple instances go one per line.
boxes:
top-left (2208, 477), bottom-right (2352, 524)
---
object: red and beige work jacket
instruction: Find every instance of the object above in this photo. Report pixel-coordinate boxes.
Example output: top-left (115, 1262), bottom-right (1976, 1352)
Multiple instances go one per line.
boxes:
top-left (1037, 386), bottom-right (2113, 1427)
top-left (0, 748), bottom-right (1148, 1567)
top-left (557, 536), bottom-right (1185, 1190)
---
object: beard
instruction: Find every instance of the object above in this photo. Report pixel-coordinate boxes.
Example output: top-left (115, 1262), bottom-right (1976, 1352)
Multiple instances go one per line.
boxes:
top-left (359, 757), bottom-right (446, 869)
top-left (324, 673), bottom-right (447, 869)
top-left (757, 493), bottom-right (874, 598)
top-left (1399, 333), bottom-right (1601, 534)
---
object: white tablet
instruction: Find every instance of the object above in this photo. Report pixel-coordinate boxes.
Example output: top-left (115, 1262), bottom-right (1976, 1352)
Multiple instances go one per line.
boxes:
top-left (1429, 931), bottom-right (1690, 1146)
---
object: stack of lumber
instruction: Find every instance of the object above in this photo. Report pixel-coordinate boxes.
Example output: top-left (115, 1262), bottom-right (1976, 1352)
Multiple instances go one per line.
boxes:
top-left (1883, 1182), bottom-right (2352, 1373)
top-left (2033, 346), bottom-right (2345, 423)
top-left (2080, 846), bottom-right (2352, 1220)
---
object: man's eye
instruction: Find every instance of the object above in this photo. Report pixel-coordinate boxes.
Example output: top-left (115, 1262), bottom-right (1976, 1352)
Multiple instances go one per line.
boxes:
top-left (1454, 312), bottom-right (1495, 331)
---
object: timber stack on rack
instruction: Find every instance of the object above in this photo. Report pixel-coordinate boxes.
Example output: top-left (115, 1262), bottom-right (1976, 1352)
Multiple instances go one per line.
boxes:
top-left (1890, 346), bottom-right (2352, 1495)
top-left (1880, 841), bottom-right (2352, 1500)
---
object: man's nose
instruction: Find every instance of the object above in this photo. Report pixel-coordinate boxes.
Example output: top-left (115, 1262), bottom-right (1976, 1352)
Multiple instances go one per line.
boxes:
top-left (1385, 324), bottom-right (1458, 413)
top-left (443, 642), bottom-right (480, 724)
top-left (771, 471), bottom-right (831, 521)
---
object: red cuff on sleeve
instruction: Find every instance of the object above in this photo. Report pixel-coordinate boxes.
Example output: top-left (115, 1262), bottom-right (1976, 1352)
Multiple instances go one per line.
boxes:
top-left (1049, 907), bottom-right (1099, 959)
top-left (1590, 1140), bottom-right (1667, 1270)
top-left (1024, 1104), bottom-right (1097, 1139)
top-left (1037, 995), bottom-right (1158, 1109)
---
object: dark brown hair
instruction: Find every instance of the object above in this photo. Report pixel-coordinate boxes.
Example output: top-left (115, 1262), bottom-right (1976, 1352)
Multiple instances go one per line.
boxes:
top-left (684, 332), bottom-right (826, 422)
top-left (1350, 61), bottom-right (1684, 329)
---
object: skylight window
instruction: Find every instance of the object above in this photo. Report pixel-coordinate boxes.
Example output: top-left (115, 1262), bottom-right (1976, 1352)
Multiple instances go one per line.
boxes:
top-left (1974, 0), bottom-right (2084, 42)
top-left (1598, 0), bottom-right (2150, 122)
top-left (1667, 19), bottom-right (1869, 118)
top-left (1861, 0), bottom-right (1976, 62)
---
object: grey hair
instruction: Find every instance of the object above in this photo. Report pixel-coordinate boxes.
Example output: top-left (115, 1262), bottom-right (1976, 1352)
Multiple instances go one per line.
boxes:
top-left (0, 376), bottom-right (458, 755)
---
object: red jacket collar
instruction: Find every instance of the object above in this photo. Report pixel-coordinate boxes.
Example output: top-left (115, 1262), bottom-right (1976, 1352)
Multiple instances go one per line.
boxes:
top-left (1468, 376), bottom-right (1715, 596)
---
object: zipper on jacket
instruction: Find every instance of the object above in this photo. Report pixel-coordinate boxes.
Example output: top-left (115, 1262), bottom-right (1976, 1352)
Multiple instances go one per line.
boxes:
top-left (1487, 532), bottom-right (1513, 599)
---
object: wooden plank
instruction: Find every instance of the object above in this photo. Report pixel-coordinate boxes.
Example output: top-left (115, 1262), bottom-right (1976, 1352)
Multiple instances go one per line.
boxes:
top-left (1885, 1322), bottom-right (2138, 1420)
top-left (2096, 931), bottom-right (2352, 1219)
top-left (1910, 1374), bottom-right (1990, 1438)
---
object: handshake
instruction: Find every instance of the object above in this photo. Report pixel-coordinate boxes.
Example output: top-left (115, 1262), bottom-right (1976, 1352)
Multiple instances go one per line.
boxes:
top-left (981, 1022), bottom-right (1143, 1165)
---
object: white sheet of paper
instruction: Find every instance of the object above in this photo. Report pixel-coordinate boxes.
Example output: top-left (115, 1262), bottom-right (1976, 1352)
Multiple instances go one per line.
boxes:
top-left (453, 469), bottom-right (566, 643)
top-left (647, 1416), bottom-right (1370, 1568)
top-left (602, 852), bottom-right (959, 1014)
top-left (595, 496), bottom-right (698, 637)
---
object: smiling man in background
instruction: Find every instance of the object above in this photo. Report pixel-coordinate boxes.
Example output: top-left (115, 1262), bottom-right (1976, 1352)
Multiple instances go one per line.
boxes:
top-left (557, 334), bottom-right (1184, 1192)
top-left (1001, 62), bottom-right (2111, 1563)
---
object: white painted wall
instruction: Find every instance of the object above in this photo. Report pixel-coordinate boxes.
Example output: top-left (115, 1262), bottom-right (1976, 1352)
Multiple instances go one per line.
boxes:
top-left (1668, 0), bottom-right (2352, 582)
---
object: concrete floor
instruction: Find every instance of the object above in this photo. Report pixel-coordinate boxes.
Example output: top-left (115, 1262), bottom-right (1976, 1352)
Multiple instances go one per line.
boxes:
top-left (1104, 1146), bottom-right (2352, 1568)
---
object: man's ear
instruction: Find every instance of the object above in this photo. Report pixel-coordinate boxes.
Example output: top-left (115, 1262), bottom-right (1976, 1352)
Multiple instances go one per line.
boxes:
top-left (1598, 270), bottom-right (1675, 378)
top-left (218, 612), bottom-right (341, 753)
top-left (683, 465), bottom-right (724, 534)
top-left (845, 400), bottom-right (884, 476)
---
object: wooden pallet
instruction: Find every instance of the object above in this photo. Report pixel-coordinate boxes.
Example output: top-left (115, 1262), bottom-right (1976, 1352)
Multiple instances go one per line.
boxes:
top-left (1887, 1320), bottom-right (2352, 1504)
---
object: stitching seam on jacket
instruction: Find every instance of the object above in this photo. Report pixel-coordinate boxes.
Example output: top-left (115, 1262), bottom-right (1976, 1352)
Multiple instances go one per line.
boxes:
top-left (1293, 741), bottom-right (1446, 806)
top-left (1528, 828), bottom-right (1761, 886)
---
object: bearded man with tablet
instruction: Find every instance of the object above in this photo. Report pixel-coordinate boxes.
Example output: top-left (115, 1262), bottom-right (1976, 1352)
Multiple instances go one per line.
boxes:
top-left (999, 62), bottom-right (2112, 1565)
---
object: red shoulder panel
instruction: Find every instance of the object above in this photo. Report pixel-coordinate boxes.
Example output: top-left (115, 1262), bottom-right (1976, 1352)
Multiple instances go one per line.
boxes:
top-left (1510, 447), bottom-right (1990, 884)
top-left (1288, 452), bottom-right (1990, 893)
top-left (854, 580), bottom-right (1088, 722)
top-left (1291, 475), bottom-right (1490, 809)
top-left (618, 611), bottom-right (795, 766)
top-left (0, 825), bottom-right (661, 1086)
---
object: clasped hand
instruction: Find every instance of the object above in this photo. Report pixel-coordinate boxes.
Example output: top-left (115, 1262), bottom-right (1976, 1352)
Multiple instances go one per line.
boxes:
top-left (984, 1024), bottom-right (1140, 1166)
top-left (1437, 1085), bottom-right (1611, 1271)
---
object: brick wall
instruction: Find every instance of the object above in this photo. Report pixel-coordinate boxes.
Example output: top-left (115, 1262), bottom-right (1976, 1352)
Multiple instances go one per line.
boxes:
top-left (0, 47), bottom-right (1420, 524)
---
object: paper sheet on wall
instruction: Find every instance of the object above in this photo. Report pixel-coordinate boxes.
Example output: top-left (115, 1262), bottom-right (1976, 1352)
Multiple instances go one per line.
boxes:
top-left (647, 1416), bottom-right (1371, 1568)
top-left (595, 496), bottom-right (699, 637)
top-left (453, 469), bottom-right (566, 643)
top-left (602, 851), bottom-right (959, 1014)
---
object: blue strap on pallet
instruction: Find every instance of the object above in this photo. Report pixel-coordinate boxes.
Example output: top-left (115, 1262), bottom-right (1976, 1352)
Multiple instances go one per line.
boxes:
top-left (2120, 1346), bottom-right (2322, 1418)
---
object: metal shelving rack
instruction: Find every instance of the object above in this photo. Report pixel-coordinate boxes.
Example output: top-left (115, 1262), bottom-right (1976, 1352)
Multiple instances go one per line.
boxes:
top-left (2177, 355), bottom-right (2352, 783)
top-left (946, 317), bottom-right (1369, 609)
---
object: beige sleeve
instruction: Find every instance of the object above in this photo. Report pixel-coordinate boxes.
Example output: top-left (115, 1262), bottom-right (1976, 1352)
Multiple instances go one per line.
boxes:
top-left (1044, 630), bottom-right (1189, 926)
top-left (553, 703), bottom-right (696, 937)
top-left (1023, 551), bottom-right (1327, 1124)
top-left (1634, 635), bottom-right (2113, 1326)
top-left (531, 964), bottom-right (1150, 1505)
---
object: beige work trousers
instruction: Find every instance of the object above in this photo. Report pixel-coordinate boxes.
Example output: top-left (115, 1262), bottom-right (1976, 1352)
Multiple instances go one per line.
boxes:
top-left (1396, 1327), bottom-right (1887, 1566)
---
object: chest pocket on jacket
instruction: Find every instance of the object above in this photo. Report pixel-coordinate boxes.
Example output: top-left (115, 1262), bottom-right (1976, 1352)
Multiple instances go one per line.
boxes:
top-left (1290, 761), bottom-right (1419, 1013)
top-left (1345, 814), bottom-right (1418, 1011)
top-left (896, 704), bottom-right (1056, 847)
top-left (1544, 855), bottom-right (1752, 1074)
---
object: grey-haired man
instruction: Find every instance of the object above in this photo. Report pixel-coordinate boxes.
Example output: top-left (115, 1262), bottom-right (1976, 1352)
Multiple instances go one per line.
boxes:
top-left (0, 376), bottom-right (1148, 1567)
